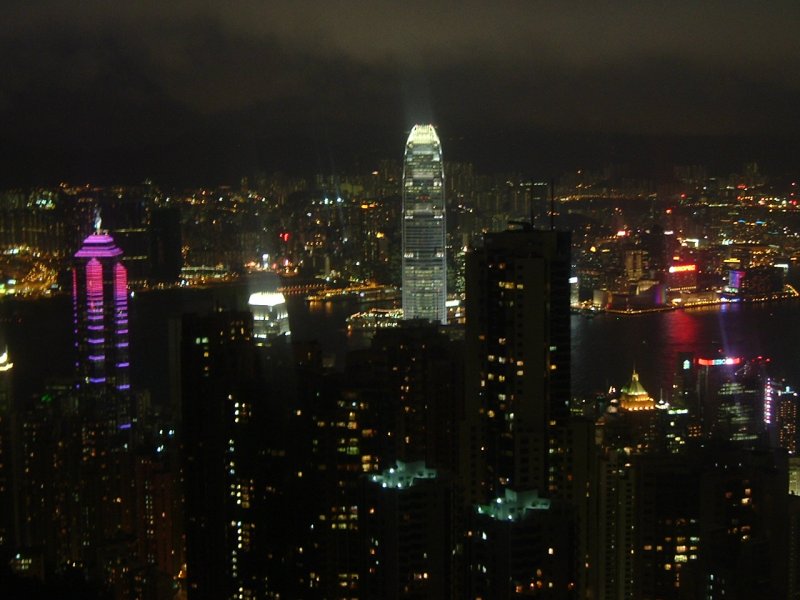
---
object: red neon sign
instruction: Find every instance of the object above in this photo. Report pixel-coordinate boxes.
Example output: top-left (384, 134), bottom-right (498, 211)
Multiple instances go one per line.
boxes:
top-left (697, 357), bottom-right (741, 366)
top-left (669, 264), bottom-right (696, 273)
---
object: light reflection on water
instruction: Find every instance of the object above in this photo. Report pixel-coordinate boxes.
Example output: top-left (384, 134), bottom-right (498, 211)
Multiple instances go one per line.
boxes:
top-left (571, 299), bottom-right (800, 400)
top-left (297, 296), bottom-right (800, 401)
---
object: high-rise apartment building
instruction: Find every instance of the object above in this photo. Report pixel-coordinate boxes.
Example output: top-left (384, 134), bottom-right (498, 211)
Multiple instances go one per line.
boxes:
top-left (73, 228), bottom-right (130, 395)
top-left (402, 124), bottom-right (446, 323)
top-left (181, 310), bottom-right (268, 600)
top-left (363, 461), bottom-right (455, 599)
top-left (464, 227), bottom-right (571, 501)
top-left (349, 322), bottom-right (463, 472)
top-left (467, 490), bottom-right (575, 598)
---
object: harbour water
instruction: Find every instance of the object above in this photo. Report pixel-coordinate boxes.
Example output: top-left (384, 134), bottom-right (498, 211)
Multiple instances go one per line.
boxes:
top-left (3, 281), bottom-right (800, 407)
top-left (296, 296), bottom-right (800, 401)
top-left (570, 299), bottom-right (800, 400)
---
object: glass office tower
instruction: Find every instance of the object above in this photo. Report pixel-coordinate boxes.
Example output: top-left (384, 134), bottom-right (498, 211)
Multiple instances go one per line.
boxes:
top-left (402, 124), bottom-right (446, 323)
top-left (73, 230), bottom-right (130, 394)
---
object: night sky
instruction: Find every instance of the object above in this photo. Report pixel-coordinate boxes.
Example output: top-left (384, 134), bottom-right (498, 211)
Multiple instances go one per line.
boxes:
top-left (3, 1), bottom-right (800, 185)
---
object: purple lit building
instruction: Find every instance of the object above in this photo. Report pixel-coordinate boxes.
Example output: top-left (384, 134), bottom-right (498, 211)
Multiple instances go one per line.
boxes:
top-left (73, 230), bottom-right (130, 394)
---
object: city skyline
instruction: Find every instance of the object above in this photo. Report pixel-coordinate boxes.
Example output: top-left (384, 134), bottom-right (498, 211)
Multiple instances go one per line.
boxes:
top-left (3, 3), bottom-right (800, 597)
top-left (1, 164), bottom-right (800, 596)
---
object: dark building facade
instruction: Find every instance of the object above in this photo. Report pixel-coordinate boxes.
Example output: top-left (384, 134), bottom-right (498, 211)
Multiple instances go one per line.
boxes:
top-left (463, 227), bottom-right (571, 502)
top-left (149, 207), bottom-right (183, 285)
top-left (181, 310), bottom-right (267, 600)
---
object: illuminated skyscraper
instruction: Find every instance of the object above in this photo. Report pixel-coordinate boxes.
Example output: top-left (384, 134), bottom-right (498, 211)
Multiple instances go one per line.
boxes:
top-left (402, 124), bottom-right (446, 323)
top-left (72, 228), bottom-right (130, 394)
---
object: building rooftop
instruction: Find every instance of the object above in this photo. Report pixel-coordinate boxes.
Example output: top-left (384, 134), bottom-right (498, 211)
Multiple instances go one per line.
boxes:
top-left (369, 460), bottom-right (437, 489)
top-left (406, 124), bottom-right (441, 148)
top-left (476, 489), bottom-right (551, 522)
top-left (618, 369), bottom-right (661, 411)
top-left (74, 232), bottom-right (124, 259)
top-left (248, 291), bottom-right (287, 307)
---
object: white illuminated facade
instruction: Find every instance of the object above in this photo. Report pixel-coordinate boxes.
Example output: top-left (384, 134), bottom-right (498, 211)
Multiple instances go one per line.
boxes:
top-left (402, 124), bottom-right (446, 323)
top-left (247, 291), bottom-right (290, 344)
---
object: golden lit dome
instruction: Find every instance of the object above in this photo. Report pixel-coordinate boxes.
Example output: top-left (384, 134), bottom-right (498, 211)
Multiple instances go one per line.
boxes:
top-left (618, 369), bottom-right (656, 411)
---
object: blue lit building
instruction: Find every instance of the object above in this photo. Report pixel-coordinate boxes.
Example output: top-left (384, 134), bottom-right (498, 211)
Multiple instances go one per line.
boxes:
top-left (402, 124), bottom-right (446, 323)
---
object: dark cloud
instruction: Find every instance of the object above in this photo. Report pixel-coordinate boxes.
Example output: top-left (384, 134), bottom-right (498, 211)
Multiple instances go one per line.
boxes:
top-left (2, 1), bottom-right (800, 184)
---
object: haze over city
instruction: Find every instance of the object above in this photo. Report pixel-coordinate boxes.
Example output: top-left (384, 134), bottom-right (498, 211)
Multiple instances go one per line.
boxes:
top-left (3, 1), bottom-right (800, 184)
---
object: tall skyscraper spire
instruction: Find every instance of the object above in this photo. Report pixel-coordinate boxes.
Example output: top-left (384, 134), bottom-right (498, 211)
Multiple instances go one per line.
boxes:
top-left (73, 229), bottom-right (130, 394)
top-left (402, 124), bottom-right (446, 323)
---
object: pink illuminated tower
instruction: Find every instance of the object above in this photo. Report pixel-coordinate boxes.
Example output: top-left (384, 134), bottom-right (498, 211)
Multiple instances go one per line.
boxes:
top-left (73, 223), bottom-right (130, 395)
